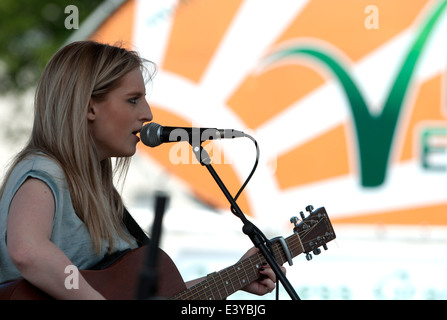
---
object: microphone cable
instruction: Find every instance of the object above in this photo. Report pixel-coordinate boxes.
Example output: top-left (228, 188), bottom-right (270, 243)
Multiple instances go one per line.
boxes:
top-left (230, 133), bottom-right (282, 300)
top-left (232, 132), bottom-right (259, 204)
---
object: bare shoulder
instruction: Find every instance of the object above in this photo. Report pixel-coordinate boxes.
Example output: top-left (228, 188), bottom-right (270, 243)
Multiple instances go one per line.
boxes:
top-left (7, 178), bottom-right (57, 271)
top-left (8, 177), bottom-right (55, 232)
top-left (14, 177), bottom-right (54, 203)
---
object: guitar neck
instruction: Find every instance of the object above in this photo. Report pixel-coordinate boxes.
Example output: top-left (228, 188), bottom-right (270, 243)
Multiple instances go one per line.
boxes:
top-left (171, 233), bottom-right (303, 300)
top-left (171, 207), bottom-right (335, 300)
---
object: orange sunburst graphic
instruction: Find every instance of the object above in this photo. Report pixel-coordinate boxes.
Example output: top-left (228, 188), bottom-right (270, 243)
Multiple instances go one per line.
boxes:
top-left (90, 0), bottom-right (447, 225)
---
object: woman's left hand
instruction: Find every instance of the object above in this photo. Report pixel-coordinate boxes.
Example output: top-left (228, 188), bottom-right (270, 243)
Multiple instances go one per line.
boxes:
top-left (239, 247), bottom-right (287, 296)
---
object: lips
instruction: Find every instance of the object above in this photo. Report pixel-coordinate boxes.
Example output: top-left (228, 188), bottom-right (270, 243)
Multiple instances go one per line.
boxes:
top-left (132, 129), bottom-right (141, 142)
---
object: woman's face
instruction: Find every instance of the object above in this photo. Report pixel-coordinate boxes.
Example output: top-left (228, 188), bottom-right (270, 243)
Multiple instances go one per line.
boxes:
top-left (88, 68), bottom-right (153, 160)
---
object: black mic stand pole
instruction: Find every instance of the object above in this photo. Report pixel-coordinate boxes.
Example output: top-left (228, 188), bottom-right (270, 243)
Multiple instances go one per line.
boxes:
top-left (136, 192), bottom-right (169, 299)
top-left (191, 143), bottom-right (300, 300)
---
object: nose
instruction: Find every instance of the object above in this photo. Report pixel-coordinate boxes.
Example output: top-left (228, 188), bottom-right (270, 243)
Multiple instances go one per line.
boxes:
top-left (141, 98), bottom-right (153, 122)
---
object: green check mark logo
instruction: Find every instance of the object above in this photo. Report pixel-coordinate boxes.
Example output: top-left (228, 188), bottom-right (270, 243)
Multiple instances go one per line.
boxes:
top-left (265, 1), bottom-right (447, 187)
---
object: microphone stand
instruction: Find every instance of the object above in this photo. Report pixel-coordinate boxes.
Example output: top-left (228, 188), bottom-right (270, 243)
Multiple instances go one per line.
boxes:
top-left (136, 192), bottom-right (169, 299)
top-left (191, 142), bottom-right (300, 300)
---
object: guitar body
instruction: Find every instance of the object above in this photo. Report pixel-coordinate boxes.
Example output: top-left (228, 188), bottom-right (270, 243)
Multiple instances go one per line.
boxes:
top-left (0, 247), bottom-right (187, 300)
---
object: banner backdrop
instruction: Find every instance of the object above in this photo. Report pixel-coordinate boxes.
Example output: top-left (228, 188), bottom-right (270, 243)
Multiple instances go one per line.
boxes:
top-left (79, 0), bottom-right (447, 300)
top-left (89, 0), bottom-right (447, 228)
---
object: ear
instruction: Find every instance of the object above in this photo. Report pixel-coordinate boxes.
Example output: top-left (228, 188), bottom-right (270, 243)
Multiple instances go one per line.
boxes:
top-left (87, 98), bottom-right (97, 121)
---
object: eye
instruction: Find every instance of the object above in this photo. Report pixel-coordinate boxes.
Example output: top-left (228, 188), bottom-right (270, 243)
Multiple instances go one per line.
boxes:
top-left (128, 97), bottom-right (138, 105)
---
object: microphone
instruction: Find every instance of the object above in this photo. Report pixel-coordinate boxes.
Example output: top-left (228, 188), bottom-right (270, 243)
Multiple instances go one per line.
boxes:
top-left (140, 122), bottom-right (246, 147)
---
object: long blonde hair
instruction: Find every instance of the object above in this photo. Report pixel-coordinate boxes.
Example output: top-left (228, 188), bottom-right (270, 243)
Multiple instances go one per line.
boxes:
top-left (1, 41), bottom-right (153, 253)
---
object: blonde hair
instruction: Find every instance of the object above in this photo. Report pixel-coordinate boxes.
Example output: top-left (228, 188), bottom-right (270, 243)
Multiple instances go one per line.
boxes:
top-left (1, 41), bottom-right (153, 253)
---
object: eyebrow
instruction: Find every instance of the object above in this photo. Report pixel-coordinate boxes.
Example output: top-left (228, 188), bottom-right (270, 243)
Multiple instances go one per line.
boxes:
top-left (125, 90), bottom-right (146, 97)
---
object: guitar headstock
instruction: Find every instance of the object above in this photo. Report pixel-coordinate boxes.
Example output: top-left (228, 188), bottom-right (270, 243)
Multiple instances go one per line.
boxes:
top-left (290, 205), bottom-right (336, 261)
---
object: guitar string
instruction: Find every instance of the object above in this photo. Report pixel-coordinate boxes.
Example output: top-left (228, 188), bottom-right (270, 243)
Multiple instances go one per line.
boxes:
top-left (295, 229), bottom-right (306, 254)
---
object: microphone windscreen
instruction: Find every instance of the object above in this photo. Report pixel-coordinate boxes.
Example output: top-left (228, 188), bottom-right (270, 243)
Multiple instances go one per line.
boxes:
top-left (140, 122), bottom-right (162, 147)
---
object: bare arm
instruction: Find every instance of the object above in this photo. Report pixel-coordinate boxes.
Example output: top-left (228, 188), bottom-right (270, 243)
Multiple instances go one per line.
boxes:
top-left (6, 178), bottom-right (104, 300)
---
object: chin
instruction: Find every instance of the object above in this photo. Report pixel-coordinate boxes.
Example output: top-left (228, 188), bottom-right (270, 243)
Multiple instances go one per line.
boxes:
top-left (115, 148), bottom-right (137, 158)
top-left (123, 150), bottom-right (137, 158)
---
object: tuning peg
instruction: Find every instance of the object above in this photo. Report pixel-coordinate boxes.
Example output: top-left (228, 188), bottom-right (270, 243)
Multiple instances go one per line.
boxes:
top-left (305, 253), bottom-right (312, 261)
top-left (305, 205), bottom-right (314, 213)
top-left (323, 244), bottom-right (328, 250)
top-left (300, 211), bottom-right (305, 220)
top-left (313, 248), bottom-right (321, 255)
top-left (290, 216), bottom-right (299, 228)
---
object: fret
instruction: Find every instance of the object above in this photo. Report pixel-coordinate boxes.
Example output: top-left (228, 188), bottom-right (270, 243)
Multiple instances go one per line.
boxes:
top-left (207, 273), bottom-right (218, 300)
top-left (225, 267), bottom-right (236, 293)
top-left (234, 265), bottom-right (243, 288)
top-left (286, 233), bottom-right (302, 258)
top-left (190, 281), bottom-right (201, 299)
top-left (218, 271), bottom-right (229, 297)
top-left (205, 273), bottom-right (220, 300)
top-left (201, 276), bottom-right (215, 300)
top-left (250, 256), bottom-right (260, 277)
top-left (211, 273), bottom-right (223, 300)
top-left (238, 257), bottom-right (259, 286)
top-left (207, 279), bottom-right (216, 300)
top-left (271, 242), bottom-right (286, 265)
top-left (240, 262), bottom-right (249, 287)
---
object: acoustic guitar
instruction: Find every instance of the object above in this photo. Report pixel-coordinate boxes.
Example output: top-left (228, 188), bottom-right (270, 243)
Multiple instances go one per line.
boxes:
top-left (0, 206), bottom-right (335, 300)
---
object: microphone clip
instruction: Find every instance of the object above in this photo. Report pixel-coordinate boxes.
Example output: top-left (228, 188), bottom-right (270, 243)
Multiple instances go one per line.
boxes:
top-left (190, 142), bottom-right (212, 166)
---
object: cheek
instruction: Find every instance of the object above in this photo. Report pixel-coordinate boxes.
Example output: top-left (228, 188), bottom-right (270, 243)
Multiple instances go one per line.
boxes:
top-left (93, 120), bottom-right (114, 140)
top-left (103, 122), bottom-right (130, 144)
top-left (91, 117), bottom-right (123, 149)
top-left (95, 108), bottom-right (125, 135)
top-left (90, 101), bottom-right (134, 146)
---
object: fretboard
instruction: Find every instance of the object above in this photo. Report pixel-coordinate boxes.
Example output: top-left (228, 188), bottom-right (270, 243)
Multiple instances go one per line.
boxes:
top-left (171, 208), bottom-right (335, 300)
top-left (171, 233), bottom-right (304, 300)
